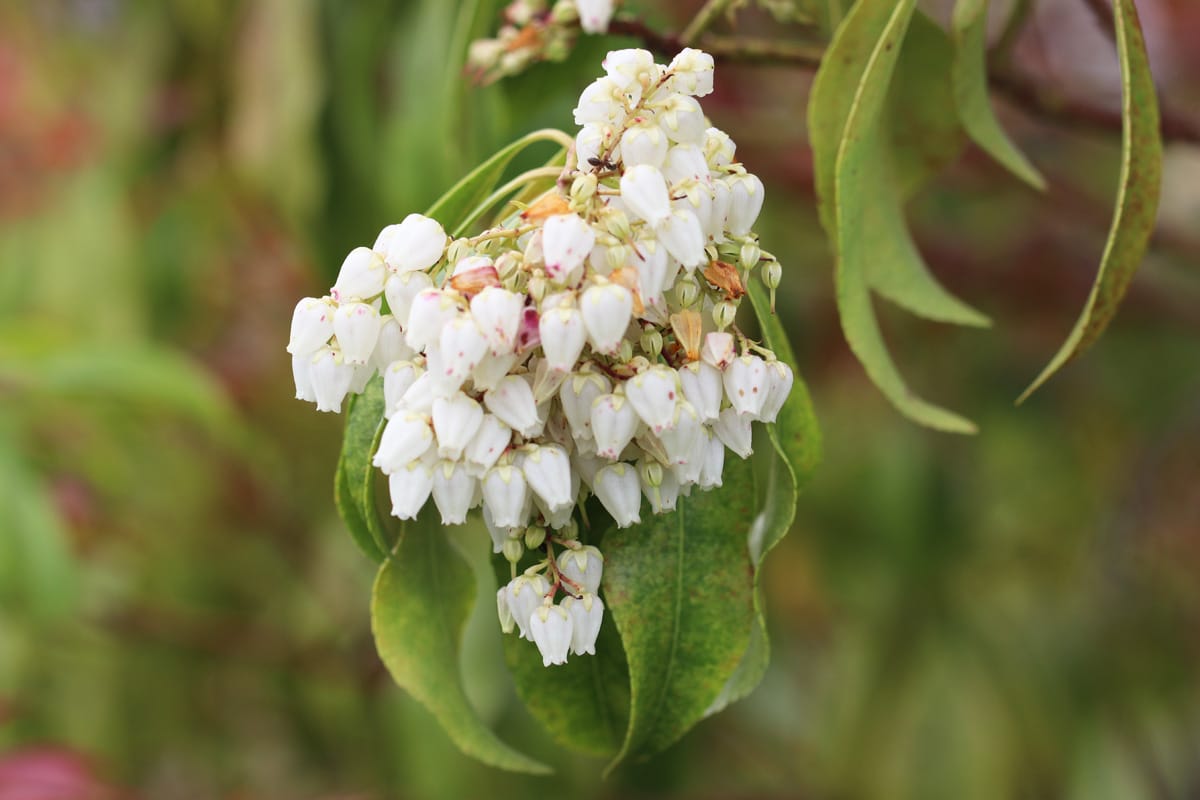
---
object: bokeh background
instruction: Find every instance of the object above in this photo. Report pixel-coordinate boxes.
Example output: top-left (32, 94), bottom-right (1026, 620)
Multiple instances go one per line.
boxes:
top-left (2, 0), bottom-right (1198, 797)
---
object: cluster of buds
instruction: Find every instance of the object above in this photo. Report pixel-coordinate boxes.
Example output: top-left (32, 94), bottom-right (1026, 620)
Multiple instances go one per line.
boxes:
top-left (467, 0), bottom-right (617, 84)
top-left (288, 48), bottom-right (791, 668)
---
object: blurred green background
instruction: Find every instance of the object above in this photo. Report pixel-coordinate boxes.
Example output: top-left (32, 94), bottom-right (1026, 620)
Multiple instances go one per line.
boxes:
top-left (2, 0), bottom-right (1198, 797)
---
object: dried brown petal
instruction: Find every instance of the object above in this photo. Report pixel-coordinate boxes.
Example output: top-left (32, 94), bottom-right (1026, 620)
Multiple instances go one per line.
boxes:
top-left (703, 260), bottom-right (745, 300)
top-left (669, 310), bottom-right (703, 362)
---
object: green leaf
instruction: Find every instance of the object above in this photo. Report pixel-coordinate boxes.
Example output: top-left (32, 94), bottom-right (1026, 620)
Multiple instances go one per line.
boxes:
top-left (335, 375), bottom-right (390, 562)
top-left (493, 556), bottom-right (631, 757)
top-left (604, 456), bottom-right (758, 769)
top-left (707, 282), bottom-right (821, 712)
top-left (951, 0), bottom-right (1047, 191)
top-left (424, 129), bottom-right (570, 236)
top-left (810, 0), bottom-right (984, 433)
top-left (372, 507), bottom-right (551, 775)
top-left (1018, 0), bottom-right (1162, 401)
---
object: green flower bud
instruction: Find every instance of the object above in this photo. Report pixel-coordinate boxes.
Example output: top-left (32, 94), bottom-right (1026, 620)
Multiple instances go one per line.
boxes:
top-left (550, 0), bottom-right (578, 24)
top-left (528, 271), bottom-right (547, 304)
top-left (640, 459), bottom-right (664, 489)
top-left (524, 526), bottom-right (547, 550)
top-left (763, 260), bottom-right (782, 290)
top-left (640, 328), bottom-right (663, 357)
top-left (713, 300), bottom-right (737, 331)
top-left (503, 538), bottom-right (525, 564)
top-left (676, 276), bottom-right (701, 308)
top-left (740, 242), bottom-right (761, 271)
top-left (570, 173), bottom-right (598, 205)
top-left (446, 238), bottom-right (471, 266)
top-left (618, 338), bottom-right (634, 362)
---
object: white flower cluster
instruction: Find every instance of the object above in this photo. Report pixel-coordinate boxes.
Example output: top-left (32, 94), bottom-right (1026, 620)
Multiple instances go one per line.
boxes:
top-left (288, 47), bottom-right (790, 667)
top-left (467, 0), bottom-right (618, 84)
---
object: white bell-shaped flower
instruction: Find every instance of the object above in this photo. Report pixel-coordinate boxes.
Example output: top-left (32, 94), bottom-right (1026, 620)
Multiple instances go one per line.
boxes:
top-left (560, 371), bottom-right (612, 442)
top-left (591, 392), bottom-right (640, 459)
top-left (333, 302), bottom-right (382, 366)
top-left (727, 173), bottom-right (765, 236)
top-left (542, 213), bottom-right (595, 286)
top-left (666, 48), bottom-right (715, 97)
top-left (482, 464), bottom-right (530, 529)
top-left (438, 314), bottom-right (489, 386)
top-left (708, 179), bottom-right (732, 243)
top-left (470, 351), bottom-right (519, 393)
top-left (703, 127), bottom-right (736, 168)
top-left (373, 412), bottom-right (434, 473)
top-left (572, 448), bottom-right (606, 489)
top-left (470, 287), bottom-right (524, 355)
top-left (701, 331), bottom-right (736, 369)
top-left (530, 604), bottom-right (573, 666)
top-left (759, 360), bottom-right (794, 422)
top-left (562, 593), bottom-right (605, 656)
top-left (714, 407), bottom-right (753, 459)
top-left (348, 362), bottom-right (374, 395)
top-left (634, 240), bottom-right (676, 321)
top-left (641, 462), bottom-right (681, 513)
top-left (557, 545), bottom-right (604, 594)
top-left (603, 48), bottom-right (655, 88)
top-left (663, 145), bottom-right (710, 187)
top-left (405, 288), bottom-right (460, 351)
top-left (577, 0), bottom-right (615, 35)
top-left (400, 371), bottom-right (438, 413)
top-left (309, 347), bottom-right (356, 413)
top-left (484, 375), bottom-right (541, 437)
top-left (654, 94), bottom-right (707, 144)
top-left (292, 354), bottom-right (316, 403)
top-left (423, 345), bottom-right (466, 399)
top-left (431, 460), bottom-right (477, 525)
top-left (372, 315), bottom-right (415, 371)
top-left (539, 306), bottom-right (587, 373)
top-left (464, 414), bottom-right (513, 474)
top-left (382, 213), bottom-right (447, 273)
top-left (432, 392), bottom-right (484, 461)
top-left (625, 365), bottom-right (681, 433)
top-left (724, 354), bottom-right (769, 417)
top-left (678, 361), bottom-right (723, 423)
top-left (523, 444), bottom-right (574, 513)
top-left (620, 120), bottom-right (669, 169)
top-left (697, 430), bottom-right (725, 489)
top-left (496, 587), bottom-right (515, 634)
top-left (332, 246), bottom-right (387, 302)
top-left (593, 463), bottom-right (643, 527)
top-left (506, 574), bottom-right (550, 640)
top-left (571, 123), bottom-right (619, 167)
top-left (573, 76), bottom-right (625, 127)
top-left (530, 357), bottom-right (569, 405)
top-left (388, 460), bottom-right (434, 520)
top-left (620, 164), bottom-right (672, 226)
top-left (287, 297), bottom-right (335, 356)
top-left (383, 360), bottom-right (422, 418)
top-left (580, 282), bottom-right (633, 355)
top-left (658, 402), bottom-right (704, 466)
top-left (656, 208), bottom-right (706, 268)
top-left (384, 270), bottom-right (433, 328)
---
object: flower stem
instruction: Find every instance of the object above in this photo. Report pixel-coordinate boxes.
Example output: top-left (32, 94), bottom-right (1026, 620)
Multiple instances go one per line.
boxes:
top-left (680, 0), bottom-right (736, 46)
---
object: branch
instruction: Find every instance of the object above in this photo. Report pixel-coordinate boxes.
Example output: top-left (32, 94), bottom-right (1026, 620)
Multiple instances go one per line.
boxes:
top-left (607, 16), bottom-right (1200, 146)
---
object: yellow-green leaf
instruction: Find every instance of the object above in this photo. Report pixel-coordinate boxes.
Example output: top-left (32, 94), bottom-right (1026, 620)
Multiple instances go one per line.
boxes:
top-left (372, 507), bottom-right (551, 775)
top-left (334, 375), bottom-right (390, 562)
top-left (810, 0), bottom-right (982, 433)
top-left (1018, 0), bottom-right (1162, 401)
top-left (951, 0), bottom-right (1047, 190)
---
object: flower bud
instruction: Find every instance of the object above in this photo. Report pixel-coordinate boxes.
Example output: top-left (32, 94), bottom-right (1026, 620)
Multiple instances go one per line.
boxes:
top-left (712, 300), bottom-right (737, 331)
top-left (763, 259), bottom-right (782, 290)
top-left (617, 338), bottom-right (634, 362)
top-left (640, 328), bottom-right (663, 357)
top-left (639, 459), bottom-right (663, 489)
top-left (640, 461), bottom-right (681, 513)
top-left (332, 247), bottom-right (387, 302)
top-left (524, 525), bottom-right (547, 550)
top-left (675, 275), bottom-right (700, 308)
top-left (497, 587), bottom-right (515, 634)
top-left (287, 297), bottom-right (335, 356)
top-left (503, 537), bottom-right (525, 564)
top-left (576, 0), bottom-right (615, 35)
top-left (570, 173), bottom-right (598, 206)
